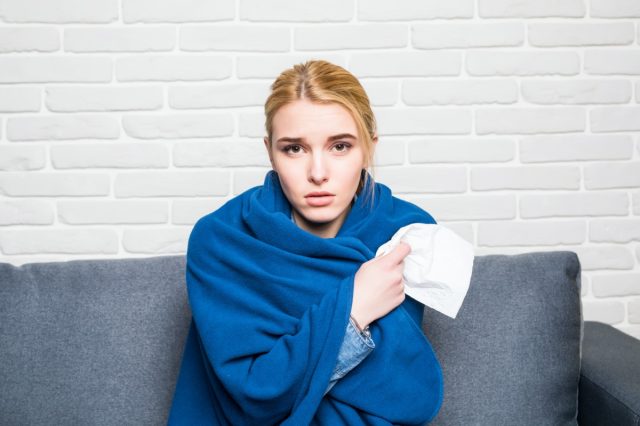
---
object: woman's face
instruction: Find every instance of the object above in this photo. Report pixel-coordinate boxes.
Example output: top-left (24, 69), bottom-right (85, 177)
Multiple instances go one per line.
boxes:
top-left (264, 98), bottom-right (376, 239)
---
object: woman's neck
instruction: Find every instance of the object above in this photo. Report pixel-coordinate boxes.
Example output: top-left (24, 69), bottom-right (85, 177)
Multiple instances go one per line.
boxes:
top-left (292, 198), bottom-right (355, 239)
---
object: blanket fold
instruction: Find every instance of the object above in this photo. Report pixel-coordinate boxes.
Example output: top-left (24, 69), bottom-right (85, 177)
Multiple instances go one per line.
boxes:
top-left (169, 170), bottom-right (443, 425)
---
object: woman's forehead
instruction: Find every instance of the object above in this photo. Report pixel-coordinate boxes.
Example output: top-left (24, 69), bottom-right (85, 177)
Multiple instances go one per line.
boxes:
top-left (271, 100), bottom-right (359, 139)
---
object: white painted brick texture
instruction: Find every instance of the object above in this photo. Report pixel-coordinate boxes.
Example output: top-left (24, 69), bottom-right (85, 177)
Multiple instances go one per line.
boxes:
top-left (0, 0), bottom-right (637, 336)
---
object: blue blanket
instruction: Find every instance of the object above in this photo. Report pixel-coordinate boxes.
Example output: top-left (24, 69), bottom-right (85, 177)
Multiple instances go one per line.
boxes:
top-left (169, 170), bottom-right (443, 425)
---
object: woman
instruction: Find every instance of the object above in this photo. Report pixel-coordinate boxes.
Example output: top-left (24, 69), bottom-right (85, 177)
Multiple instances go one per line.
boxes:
top-left (168, 60), bottom-right (443, 425)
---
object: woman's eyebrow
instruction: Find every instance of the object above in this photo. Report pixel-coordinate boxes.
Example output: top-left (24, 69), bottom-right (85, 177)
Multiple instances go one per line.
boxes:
top-left (276, 133), bottom-right (357, 143)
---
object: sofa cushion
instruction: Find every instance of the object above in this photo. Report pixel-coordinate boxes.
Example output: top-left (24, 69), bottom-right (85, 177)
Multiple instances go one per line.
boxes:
top-left (0, 255), bottom-right (190, 426)
top-left (423, 250), bottom-right (583, 425)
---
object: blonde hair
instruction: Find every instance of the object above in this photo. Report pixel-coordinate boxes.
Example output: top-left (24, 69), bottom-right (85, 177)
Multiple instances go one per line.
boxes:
top-left (264, 59), bottom-right (377, 208)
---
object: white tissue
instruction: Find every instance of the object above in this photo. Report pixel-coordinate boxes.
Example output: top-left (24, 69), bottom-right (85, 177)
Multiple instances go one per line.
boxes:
top-left (375, 223), bottom-right (474, 319)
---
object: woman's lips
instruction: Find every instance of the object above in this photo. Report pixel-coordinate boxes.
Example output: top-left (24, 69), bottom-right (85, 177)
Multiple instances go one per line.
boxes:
top-left (305, 194), bottom-right (335, 207)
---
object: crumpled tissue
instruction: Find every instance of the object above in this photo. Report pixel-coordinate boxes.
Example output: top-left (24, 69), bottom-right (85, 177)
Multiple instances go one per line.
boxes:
top-left (375, 223), bottom-right (474, 319)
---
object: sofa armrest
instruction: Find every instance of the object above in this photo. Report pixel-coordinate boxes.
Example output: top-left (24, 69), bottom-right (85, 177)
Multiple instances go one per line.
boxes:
top-left (577, 321), bottom-right (640, 425)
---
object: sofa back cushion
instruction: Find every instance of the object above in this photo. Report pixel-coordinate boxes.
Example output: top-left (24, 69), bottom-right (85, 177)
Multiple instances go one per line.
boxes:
top-left (423, 251), bottom-right (583, 425)
top-left (0, 251), bottom-right (582, 425)
top-left (0, 255), bottom-right (190, 426)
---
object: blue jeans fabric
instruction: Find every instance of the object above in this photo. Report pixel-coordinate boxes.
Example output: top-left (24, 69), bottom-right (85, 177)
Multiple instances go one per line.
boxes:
top-left (323, 315), bottom-right (375, 395)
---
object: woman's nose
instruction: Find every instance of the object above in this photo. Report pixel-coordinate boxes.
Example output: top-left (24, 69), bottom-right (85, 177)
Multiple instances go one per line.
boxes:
top-left (309, 153), bottom-right (328, 184)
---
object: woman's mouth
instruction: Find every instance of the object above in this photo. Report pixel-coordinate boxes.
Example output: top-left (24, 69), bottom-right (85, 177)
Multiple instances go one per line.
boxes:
top-left (305, 192), bottom-right (335, 207)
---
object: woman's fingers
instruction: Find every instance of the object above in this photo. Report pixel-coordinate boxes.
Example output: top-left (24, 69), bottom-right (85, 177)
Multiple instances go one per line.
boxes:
top-left (382, 240), bottom-right (411, 265)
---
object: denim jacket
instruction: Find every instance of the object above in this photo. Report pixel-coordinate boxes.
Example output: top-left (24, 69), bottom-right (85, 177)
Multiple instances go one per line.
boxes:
top-left (323, 315), bottom-right (375, 395)
top-left (289, 212), bottom-right (376, 396)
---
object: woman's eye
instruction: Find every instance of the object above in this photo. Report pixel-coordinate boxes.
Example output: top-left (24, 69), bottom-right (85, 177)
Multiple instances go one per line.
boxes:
top-left (334, 143), bottom-right (351, 152)
top-left (283, 145), bottom-right (302, 154)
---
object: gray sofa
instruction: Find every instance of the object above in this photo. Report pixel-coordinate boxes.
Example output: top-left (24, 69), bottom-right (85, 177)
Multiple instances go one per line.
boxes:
top-left (1, 251), bottom-right (638, 425)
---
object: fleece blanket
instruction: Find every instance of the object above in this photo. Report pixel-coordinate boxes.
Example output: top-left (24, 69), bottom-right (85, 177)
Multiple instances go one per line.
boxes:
top-left (168, 170), bottom-right (443, 425)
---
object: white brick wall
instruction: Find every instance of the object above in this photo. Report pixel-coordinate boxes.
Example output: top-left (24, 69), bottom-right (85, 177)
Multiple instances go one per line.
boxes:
top-left (0, 0), bottom-right (638, 338)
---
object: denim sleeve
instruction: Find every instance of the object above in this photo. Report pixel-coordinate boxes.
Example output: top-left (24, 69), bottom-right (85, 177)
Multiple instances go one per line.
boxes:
top-left (323, 316), bottom-right (375, 396)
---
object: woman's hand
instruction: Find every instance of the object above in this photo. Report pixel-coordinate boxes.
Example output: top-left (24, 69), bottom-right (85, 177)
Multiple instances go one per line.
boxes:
top-left (351, 241), bottom-right (411, 329)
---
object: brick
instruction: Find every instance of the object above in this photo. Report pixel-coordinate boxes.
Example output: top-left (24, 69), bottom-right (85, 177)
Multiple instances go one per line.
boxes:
top-left (358, 0), bottom-right (473, 20)
top-left (168, 82), bottom-right (270, 109)
top-left (0, 145), bottom-right (45, 170)
top-left (0, 87), bottom-right (40, 112)
top-left (407, 194), bottom-right (516, 221)
top-left (467, 51), bottom-right (579, 76)
top-left (590, 219), bottom-right (640, 243)
top-left (637, 81), bottom-right (640, 102)
top-left (477, 220), bottom-right (585, 247)
top-left (361, 79), bottom-right (399, 107)
top-left (581, 274), bottom-right (590, 298)
top-left (409, 138), bottom-right (515, 163)
top-left (0, 27), bottom-right (59, 52)
top-left (520, 192), bottom-right (629, 218)
top-left (122, 114), bottom-right (233, 139)
top-left (591, 0), bottom-right (640, 18)
top-left (573, 245), bottom-right (635, 270)
top-left (471, 166), bottom-right (580, 190)
top-left (476, 107), bottom-right (584, 135)
top-left (403, 79), bottom-right (517, 105)
top-left (173, 140), bottom-right (270, 167)
top-left (473, 245), bottom-right (558, 257)
top-left (172, 198), bottom-right (228, 225)
top-left (114, 171), bottom-right (229, 197)
top-left (46, 86), bottom-right (163, 112)
top-left (585, 162), bottom-right (640, 189)
top-left (585, 50), bottom-right (640, 75)
top-left (51, 143), bottom-right (169, 169)
top-left (65, 26), bottom-right (175, 52)
top-left (58, 200), bottom-right (169, 225)
top-left (591, 107), bottom-right (640, 132)
top-left (350, 51), bottom-right (461, 77)
top-left (479, 0), bottom-right (585, 17)
top-left (374, 166), bottom-right (467, 193)
top-left (376, 108), bottom-right (471, 135)
top-left (0, 229), bottom-right (118, 255)
top-left (240, 0), bottom-right (352, 22)
top-left (629, 299), bottom-right (640, 324)
top-left (181, 25), bottom-right (289, 52)
top-left (122, 227), bottom-right (190, 253)
top-left (522, 80), bottom-right (631, 104)
top-left (372, 138), bottom-right (404, 166)
top-left (520, 135), bottom-right (633, 162)
top-left (238, 112), bottom-right (265, 138)
top-left (0, 200), bottom-right (54, 225)
top-left (413, 23), bottom-right (523, 49)
top-left (0, 172), bottom-right (110, 196)
top-left (117, 55), bottom-right (231, 81)
top-left (529, 23), bottom-right (634, 47)
top-left (582, 301), bottom-right (625, 324)
top-left (7, 115), bottom-right (119, 141)
top-left (0, 0), bottom-right (118, 23)
top-left (233, 169), bottom-right (271, 195)
top-left (58, 200), bottom-right (168, 224)
top-left (123, 0), bottom-right (234, 23)
top-left (295, 24), bottom-right (407, 50)
top-left (634, 190), bottom-right (640, 215)
top-left (236, 54), bottom-right (346, 79)
top-left (0, 56), bottom-right (111, 83)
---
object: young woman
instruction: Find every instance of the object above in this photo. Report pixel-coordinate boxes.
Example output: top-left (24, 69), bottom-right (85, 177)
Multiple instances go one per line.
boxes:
top-left (168, 60), bottom-right (443, 425)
